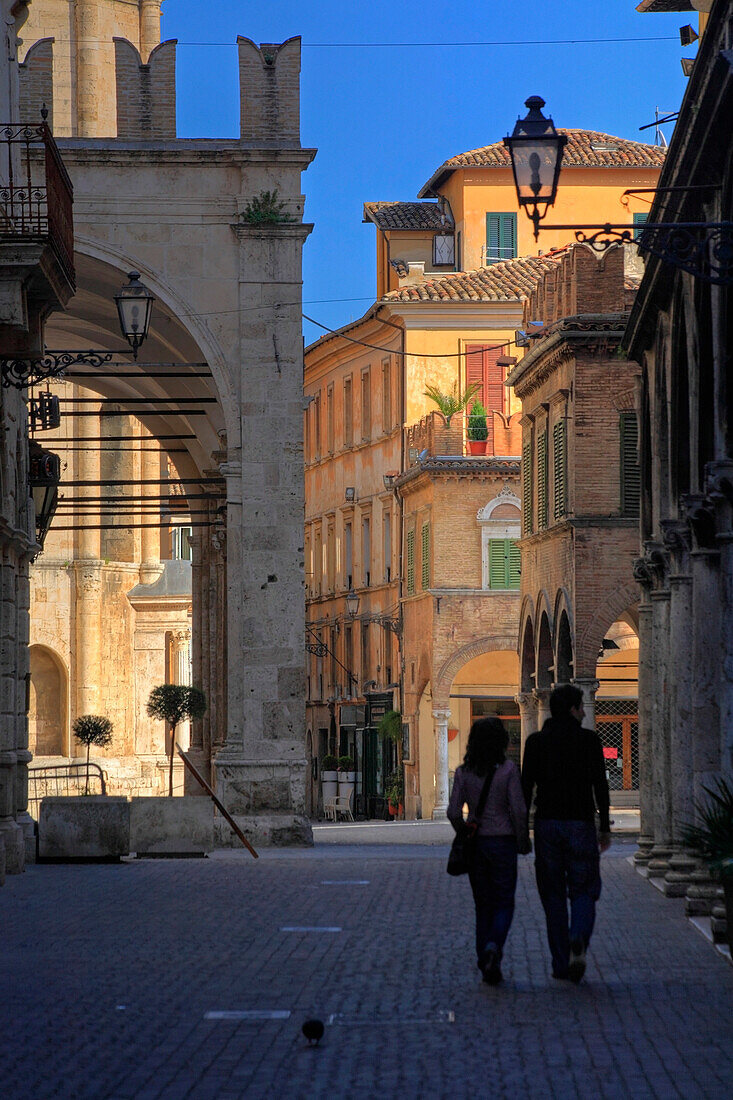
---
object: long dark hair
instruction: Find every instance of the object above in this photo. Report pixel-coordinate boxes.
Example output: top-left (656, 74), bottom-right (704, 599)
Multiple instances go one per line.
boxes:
top-left (462, 717), bottom-right (508, 776)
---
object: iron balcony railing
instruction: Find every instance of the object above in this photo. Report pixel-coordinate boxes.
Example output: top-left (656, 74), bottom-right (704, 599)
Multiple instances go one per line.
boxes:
top-left (0, 120), bottom-right (75, 287)
top-left (27, 761), bottom-right (107, 819)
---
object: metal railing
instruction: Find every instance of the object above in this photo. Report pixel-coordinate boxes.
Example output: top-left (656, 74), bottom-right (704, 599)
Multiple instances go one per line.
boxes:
top-left (0, 121), bottom-right (75, 286)
top-left (27, 761), bottom-right (107, 818)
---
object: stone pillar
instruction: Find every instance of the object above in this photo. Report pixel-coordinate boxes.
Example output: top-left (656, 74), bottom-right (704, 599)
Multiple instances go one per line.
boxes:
top-left (573, 678), bottom-right (599, 731)
top-left (74, 407), bottom-right (101, 720)
top-left (533, 690), bottom-right (551, 729)
top-left (212, 216), bottom-right (314, 847)
top-left (647, 587), bottom-right (673, 874)
top-left (634, 596), bottom-right (654, 862)
top-left (139, 0), bottom-right (161, 62)
top-left (432, 706), bottom-right (451, 820)
top-left (139, 441), bottom-right (162, 584)
top-left (707, 462), bottom-right (733, 777)
top-left (14, 555), bottom-right (34, 862)
top-left (516, 691), bottom-right (538, 757)
top-left (0, 549), bottom-right (24, 874)
top-left (76, 0), bottom-right (104, 137)
top-left (689, 547), bottom-right (721, 801)
top-left (185, 527), bottom-right (208, 793)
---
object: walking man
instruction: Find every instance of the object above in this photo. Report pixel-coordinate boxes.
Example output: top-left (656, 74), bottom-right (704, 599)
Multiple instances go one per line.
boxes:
top-left (521, 684), bottom-right (611, 982)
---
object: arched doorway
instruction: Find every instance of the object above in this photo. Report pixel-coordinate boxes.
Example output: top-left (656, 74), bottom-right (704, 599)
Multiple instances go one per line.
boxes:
top-left (28, 645), bottom-right (67, 757)
top-left (595, 616), bottom-right (639, 805)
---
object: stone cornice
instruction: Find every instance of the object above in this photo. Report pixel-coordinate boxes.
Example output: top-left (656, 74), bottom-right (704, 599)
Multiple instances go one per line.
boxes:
top-left (57, 140), bottom-right (317, 169)
top-left (507, 314), bottom-right (628, 399)
top-left (231, 222), bottom-right (314, 242)
top-left (396, 456), bottom-right (520, 491)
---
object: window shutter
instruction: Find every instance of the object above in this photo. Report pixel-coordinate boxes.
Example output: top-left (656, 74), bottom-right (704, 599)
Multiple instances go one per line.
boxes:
top-left (508, 540), bottom-right (521, 589)
top-left (421, 522), bottom-right (430, 588)
top-left (537, 430), bottom-right (548, 530)
top-left (406, 529), bottom-right (415, 594)
top-left (486, 213), bottom-right (517, 265)
top-left (633, 212), bottom-right (648, 240)
top-left (465, 345), bottom-right (484, 400)
top-left (553, 420), bottom-right (567, 519)
top-left (522, 440), bottom-right (533, 534)
top-left (488, 539), bottom-right (507, 589)
top-left (620, 412), bottom-right (641, 516)
top-left (465, 344), bottom-right (503, 452)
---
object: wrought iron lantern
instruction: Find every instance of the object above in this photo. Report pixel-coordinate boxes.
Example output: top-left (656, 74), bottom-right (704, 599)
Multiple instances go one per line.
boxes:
top-left (504, 96), bottom-right (567, 241)
top-left (29, 440), bottom-right (60, 549)
top-left (346, 588), bottom-right (360, 618)
top-left (114, 270), bottom-right (155, 360)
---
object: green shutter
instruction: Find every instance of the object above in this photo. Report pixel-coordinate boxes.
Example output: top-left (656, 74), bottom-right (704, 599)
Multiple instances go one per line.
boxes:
top-left (537, 430), bottom-right (548, 530)
top-left (553, 420), bottom-right (567, 519)
top-left (421, 522), bottom-right (430, 589)
top-left (522, 440), bottom-right (533, 534)
top-left (488, 540), bottom-right (507, 589)
top-left (508, 540), bottom-right (521, 589)
top-left (485, 213), bottom-right (517, 265)
top-left (620, 411), bottom-right (641, 517)
top-left (406, 529), bottom-right (415, 594)
top-left (633, 212), bottom-right (648, 240)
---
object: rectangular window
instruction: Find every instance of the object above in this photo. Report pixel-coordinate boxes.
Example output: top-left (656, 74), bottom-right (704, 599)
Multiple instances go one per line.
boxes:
top-left (383, 510), bottom-right (392, 583)
top-left (343, 376), bottom-right (353, 447)
top-left (406, 528), bottom-right (415, 595)
top-left (362, 515), bottom-right (371, 587)
top-left (537, 429), bottom-right (548, 530)
top-left (326, 518), bottom-right (335, 591)
top-left (553, 419), bottom-right (567, 519)
top-left (314, 527), bottom-right (322, 595)
top-left (361, 369), bottom-right (371, 441)
top-left (171, 525), bottom-right (193, 561)
top-left (344, 521), bottom-right (353, 589)
top-left (421, 522), bottom-right (430, 589)
top-left (381, 358), bottom-right (392, 432)
top-left (361, 622), bottom-right (370, 682)
top-left (488, 539), bottom-right (521, 590)
top-left (433, 233), bottom-right (455, 266)
top-left (466, 343), bottom-right (504, 451)
top-left (620, 411), bottom-right (641, 517)
top-left (304, 402), bottom-right (311, 462)
top-left (327, 384), bottom-right (334, 453)
top-left (344, 624), bottom-right (353, 692)
top-left (313, 391), bottom-right (321, 460)
top-left (485, 212), bottom-right (517, 265)
top-left (304, 527), bottom-right (312, 596)
top-left (522, 439), bottom-right (533, 535)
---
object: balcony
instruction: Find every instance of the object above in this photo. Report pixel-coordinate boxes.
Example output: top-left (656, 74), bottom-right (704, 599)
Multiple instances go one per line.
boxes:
top-left (0, 121), bottom-right (75, 320)
top-left (405, 409), bottom-right (522, 463)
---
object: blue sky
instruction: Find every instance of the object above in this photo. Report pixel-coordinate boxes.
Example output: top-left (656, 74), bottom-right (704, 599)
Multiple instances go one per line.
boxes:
top-left (162, 1), bottom-right (691, 343)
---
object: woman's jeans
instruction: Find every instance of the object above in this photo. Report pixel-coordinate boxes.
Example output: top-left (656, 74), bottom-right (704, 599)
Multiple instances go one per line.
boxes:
top-left (468, 835), bottom-right (518, 965)
top-left (533, 819), bottom-right (602, 976)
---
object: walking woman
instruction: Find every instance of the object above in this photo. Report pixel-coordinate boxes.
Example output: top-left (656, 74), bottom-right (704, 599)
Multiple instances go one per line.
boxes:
top-left (448, 717), bottom-right (530, 985)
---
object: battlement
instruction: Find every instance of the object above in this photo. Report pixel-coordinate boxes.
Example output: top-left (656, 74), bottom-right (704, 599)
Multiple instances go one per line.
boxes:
top-left (522, 244), bottom-right (627, 330)
top-left (114, 38), bottom-right (176, 139)
top-left (238, 37), bottom-right (301, 145)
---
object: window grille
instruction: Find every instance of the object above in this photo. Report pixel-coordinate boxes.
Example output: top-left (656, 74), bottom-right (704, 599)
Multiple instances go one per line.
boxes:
top-left (620, 411), bottom-right (641, 517)
top-left (596, 699), bottom-right (639, 792)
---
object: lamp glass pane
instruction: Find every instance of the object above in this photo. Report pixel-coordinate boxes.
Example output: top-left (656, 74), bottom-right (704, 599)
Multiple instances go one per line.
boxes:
top-left (509, 139), bottom-right (561, 203)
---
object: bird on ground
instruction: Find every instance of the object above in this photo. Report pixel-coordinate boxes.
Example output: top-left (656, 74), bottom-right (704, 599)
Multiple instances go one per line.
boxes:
top-left (302, 1019), bottom-right (325, 1046)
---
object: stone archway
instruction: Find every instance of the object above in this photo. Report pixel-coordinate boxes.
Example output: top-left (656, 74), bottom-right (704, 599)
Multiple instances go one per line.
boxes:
top-left (28, 645), bottom-right (67, 757)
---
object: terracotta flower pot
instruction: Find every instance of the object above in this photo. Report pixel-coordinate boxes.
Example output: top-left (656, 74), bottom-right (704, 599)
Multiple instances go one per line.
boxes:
top-left (468, 439), bottom-right (488, 456)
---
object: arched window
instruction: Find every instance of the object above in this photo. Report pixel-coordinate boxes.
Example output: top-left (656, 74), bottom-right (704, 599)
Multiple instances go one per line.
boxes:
top-left (477, 487), bottom-right (521, 590)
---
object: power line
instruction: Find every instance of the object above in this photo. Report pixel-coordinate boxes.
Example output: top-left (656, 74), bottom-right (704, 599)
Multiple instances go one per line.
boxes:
top-left (302, 313), bottom-right (516, 358)
top-left (171, 36), bottom-right (679, 48)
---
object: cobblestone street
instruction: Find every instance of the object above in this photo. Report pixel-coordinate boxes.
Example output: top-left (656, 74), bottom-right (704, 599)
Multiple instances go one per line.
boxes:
top-left (3, 834), bottom-right (733, 1099)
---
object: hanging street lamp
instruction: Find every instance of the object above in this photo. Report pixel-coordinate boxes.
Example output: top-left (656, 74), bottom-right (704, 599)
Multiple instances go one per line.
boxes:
top-left (346, 588), bottom-right (360, 618)
top-left (504, 96), bottom-right (567, 242)
top-left (114, 270), bottom-right (156, 360)
top-left (29, 440), bottom-right (61, 550)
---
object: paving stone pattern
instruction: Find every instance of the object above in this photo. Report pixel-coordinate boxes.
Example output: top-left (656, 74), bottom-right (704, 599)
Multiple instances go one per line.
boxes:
top-left (2, 841), bottom-right (733, 1099)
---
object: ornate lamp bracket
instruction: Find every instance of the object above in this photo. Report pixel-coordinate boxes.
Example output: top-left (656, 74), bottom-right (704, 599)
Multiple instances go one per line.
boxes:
top-left (0, 350), bottom-right (114, 390)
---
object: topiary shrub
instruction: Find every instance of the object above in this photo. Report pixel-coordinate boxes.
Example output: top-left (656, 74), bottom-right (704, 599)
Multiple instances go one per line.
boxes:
top-left (146, 684), bottom-right (207, 796)
top-left (72, 715), bottom-right (113, 794)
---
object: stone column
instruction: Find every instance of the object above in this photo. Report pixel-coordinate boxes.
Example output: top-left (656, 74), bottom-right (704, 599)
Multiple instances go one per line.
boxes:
top-left (689, 547), bottom-right (721, 800)
top-left (516, 691), bottom-right (538, 757)
top-left (533, 689), bottom-right (551, 729)
top-left (0, 549), bottom-right (23, 874)
top-left (139, 0), bottom-right (161, 62)
top-left (213, 220), bottom-right (313, 846)
top-left (646, 586), bottom-right (673, 875)
top-left (432, 706), bottom-right (451, 820)
top-left (573, 678), bottom-right (599, 731)
top-left (14, 554), bottom-right (34, 863)
top-left (185, 527), bottom-right (208, 793)
top-left (76, 0), bottom-right (104, 137)
top-left (74, 407), bottom-right (101, 720)
top-left (139, 441), bottom-right (162, 584)
top-left (634, 595), bottom-right (654, 862)
top-left (707, 462), bottom-right (733, 776)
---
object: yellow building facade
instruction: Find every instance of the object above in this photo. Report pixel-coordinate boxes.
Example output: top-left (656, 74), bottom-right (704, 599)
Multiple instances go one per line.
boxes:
top-left (306, 129), bottom-right (663, 819)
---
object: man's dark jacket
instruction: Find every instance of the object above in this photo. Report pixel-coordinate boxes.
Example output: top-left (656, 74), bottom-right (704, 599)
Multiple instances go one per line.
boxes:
top-left (521, 715), bottom-right (611, 833)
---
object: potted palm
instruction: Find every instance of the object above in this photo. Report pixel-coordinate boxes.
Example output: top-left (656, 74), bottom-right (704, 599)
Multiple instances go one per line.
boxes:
top-left (423, 382), bottom-right (481, 425)
top-left (337, 755), bottom-right (356, 810)
top-left (386, 771), bottom-right (404, 819)
top-left (321, 754), bottom-right (339, 804)
top-left (681, 777), bottom-right (733, 953)
top-left (467, 398), bottom-right (489, 455)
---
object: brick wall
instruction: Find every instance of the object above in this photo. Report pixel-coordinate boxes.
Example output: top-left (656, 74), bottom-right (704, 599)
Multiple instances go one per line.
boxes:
top-left (18, 38), bottom-right (54, 128)
top-left (238, 36), bottom-right (300, 145)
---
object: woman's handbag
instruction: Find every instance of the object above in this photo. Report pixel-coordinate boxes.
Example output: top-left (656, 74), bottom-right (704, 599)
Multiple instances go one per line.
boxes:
top-left (446, 767), bottom-right (496, 876)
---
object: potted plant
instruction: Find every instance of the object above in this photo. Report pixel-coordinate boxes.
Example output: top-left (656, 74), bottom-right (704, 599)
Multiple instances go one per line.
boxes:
top-left (423, 382), bottom-right (481, 425)
top-left (146, 684), bottom-right (207, 796)
top-left (72, 715), bottom-right (113, 794)
top-left (337, 755), bottom-right (356, 810)
top-left (467, 398), bottom-right (489, 455)
top-left (321, 754), bottom-right (339, 804)
top-left (385, 771), bottom-right (404, 819)
top-left (681, 777), bottom-right (733, 953)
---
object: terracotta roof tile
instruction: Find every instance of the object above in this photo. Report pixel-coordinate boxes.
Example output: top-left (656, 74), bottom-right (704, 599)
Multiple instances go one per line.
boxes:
top-left (418, 129), bottom-right (666, 196)
top-left (363, 201), bottom-right (452, 231)
top-left (380, 254), bottom-right (563, 304)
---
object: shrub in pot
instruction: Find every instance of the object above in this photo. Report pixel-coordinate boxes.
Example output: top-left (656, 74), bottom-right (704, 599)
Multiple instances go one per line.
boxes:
top-left (467, 399), bottom-right (489, 455)
top-left (681, 777), bottom-right (733, 953)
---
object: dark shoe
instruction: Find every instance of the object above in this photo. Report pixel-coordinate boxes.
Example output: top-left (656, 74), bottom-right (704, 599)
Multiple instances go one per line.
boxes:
top-left (552, 970), bottom-right (570, 980)
top-left (481, 945), bottom-right (503, 985)
top-left (568, 937), bottom-right (586, 983)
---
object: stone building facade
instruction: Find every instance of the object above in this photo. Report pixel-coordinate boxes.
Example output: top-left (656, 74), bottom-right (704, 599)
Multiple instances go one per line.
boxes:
top-left (623, 0), bottom-right (733, 899)
top-left (0, 0), bottom-right (75, 879)
top-left (18, 2), bottom-right (316, 844)
top-left (507, 244), bottom-right (642, 802)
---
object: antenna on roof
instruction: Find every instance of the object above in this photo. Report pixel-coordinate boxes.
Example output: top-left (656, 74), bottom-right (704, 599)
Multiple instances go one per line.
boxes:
top-left (654, 108), bottom-right (667, 149)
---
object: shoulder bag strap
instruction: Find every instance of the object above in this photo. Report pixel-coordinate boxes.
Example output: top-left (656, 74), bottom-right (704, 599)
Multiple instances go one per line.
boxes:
top-left (468, 763), bottom-right (498, 827)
